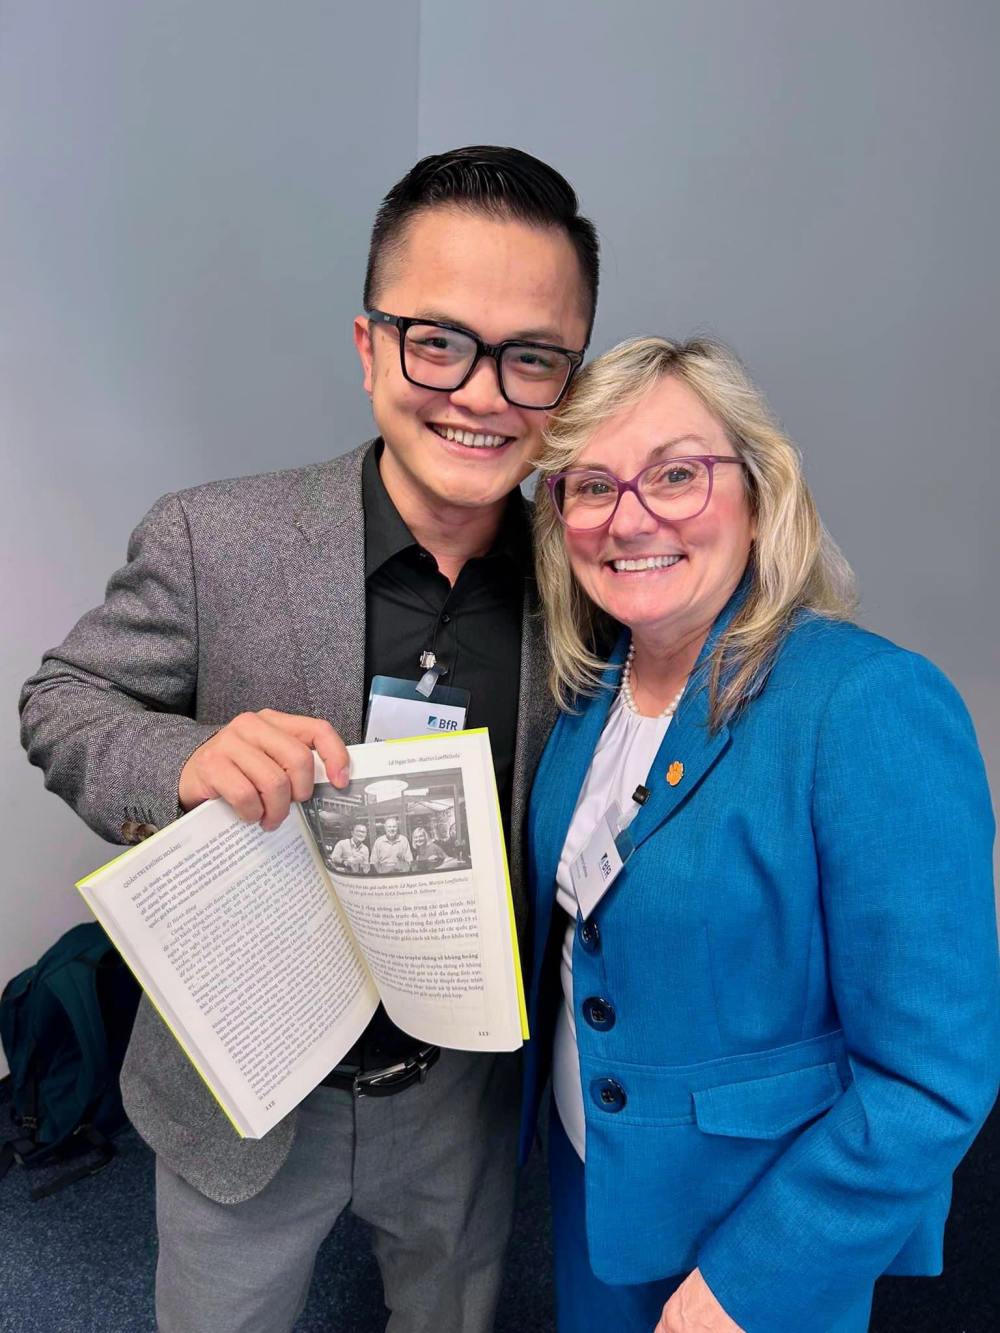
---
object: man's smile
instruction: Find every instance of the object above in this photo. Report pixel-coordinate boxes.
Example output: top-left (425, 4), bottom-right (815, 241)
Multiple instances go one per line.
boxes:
top-left (428, 423), bottom-right (515, 450)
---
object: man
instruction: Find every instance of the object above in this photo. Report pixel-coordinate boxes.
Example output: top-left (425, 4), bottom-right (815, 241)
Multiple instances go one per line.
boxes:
top-left (20, 146), bottom-right (598, 1332)
top-left (330, 821), bottom-right (371, 874)
top-left (370, 815), bottom-right (412, 874)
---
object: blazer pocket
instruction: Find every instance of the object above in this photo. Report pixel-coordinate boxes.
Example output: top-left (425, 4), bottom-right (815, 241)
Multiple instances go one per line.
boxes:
top-left (693, 1060), bottom-right (842, 1140)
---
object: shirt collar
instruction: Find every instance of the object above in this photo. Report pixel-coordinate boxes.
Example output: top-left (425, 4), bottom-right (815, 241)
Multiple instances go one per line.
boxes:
top-left (363, 440), bottom-right (531, 578)
top-left (363, 442), bottom-right (418, 577)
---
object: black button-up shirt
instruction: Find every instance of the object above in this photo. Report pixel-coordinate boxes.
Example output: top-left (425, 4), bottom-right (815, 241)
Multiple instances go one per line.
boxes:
top-left (329, 442), bottom-right (528, 1072)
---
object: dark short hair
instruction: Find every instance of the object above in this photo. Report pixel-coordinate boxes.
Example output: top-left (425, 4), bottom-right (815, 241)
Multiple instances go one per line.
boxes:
top-left (364, 145), bottom-right (599, 343)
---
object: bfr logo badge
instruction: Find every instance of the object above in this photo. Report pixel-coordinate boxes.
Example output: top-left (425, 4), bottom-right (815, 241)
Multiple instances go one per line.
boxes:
top-left (426, 715), bottom-right (459, 731)
top-left (599, 852), bottom-right (613, 881)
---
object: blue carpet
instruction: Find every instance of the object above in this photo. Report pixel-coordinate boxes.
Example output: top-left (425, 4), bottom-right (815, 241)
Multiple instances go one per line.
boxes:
top-left (1, 1087), bottom-right (995, 1331)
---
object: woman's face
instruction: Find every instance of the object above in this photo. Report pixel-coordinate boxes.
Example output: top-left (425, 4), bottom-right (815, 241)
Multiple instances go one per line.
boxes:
top-left (563, 375), bottom-right (755, 651)
top-left (412, 828), bottom-right (427, 848)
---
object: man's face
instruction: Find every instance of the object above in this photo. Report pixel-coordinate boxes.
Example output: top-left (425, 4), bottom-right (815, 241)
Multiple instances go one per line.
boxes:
top-left (384, 818), bottom-right (399, 838)
top-left (355, 206), bottom-right (590, 515)
top-left (351, 824), bottom-right (367, 844)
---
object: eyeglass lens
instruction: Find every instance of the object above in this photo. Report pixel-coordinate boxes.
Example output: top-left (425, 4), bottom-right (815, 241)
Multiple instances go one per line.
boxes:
top-left (402, 324), bottom-right (573, 407)
top-left (556, 459), bottom-right (713, 529)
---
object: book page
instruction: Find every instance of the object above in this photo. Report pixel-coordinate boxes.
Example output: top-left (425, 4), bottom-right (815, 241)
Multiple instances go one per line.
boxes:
top-left (78, 800), bottom-right (379, 1138)
top-left (304, 730), bottom-right (526, 1052)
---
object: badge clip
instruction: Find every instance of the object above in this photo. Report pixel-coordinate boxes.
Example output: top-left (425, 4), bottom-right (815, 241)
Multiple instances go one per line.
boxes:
top-left (416, 665), bottom-right (444, 698)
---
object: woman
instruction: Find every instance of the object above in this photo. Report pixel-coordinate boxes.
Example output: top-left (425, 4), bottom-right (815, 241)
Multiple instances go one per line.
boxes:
top-left (520, 337), bottom-right (998, 1333)
top-left (411, 824), bottom-right (447, 871)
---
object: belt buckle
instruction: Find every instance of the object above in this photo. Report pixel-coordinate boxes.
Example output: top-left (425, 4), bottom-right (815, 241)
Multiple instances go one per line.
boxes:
top-left (353, 1047), bottom-right (436, 1097)
top-left (354, 1057), bottom-right (409, 1098)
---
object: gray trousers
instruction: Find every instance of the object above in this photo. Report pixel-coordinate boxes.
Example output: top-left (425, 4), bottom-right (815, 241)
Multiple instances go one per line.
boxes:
top-left (155, 1049), bottom-right (521, 1333)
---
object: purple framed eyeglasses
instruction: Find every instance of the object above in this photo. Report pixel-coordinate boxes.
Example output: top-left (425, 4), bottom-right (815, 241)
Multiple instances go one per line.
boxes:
top-left (546, 455), bottom-right (746, 531)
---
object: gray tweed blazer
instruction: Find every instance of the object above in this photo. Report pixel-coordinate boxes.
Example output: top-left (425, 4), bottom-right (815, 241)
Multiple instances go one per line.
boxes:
top-left (20, 439), bottom-right (556, 1202)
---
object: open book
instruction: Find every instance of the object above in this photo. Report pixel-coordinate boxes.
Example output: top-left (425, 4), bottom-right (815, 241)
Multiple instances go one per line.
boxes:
top-left (77, 729), bottom-right (528, 1140)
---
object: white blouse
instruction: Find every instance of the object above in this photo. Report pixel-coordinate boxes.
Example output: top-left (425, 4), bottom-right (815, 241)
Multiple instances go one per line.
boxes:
top-left (552, 690), bottom-right (674, 1160)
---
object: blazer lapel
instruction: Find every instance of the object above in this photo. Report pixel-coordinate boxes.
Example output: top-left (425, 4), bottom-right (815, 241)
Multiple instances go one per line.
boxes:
top-left (508, 588), bottom-right (559, 929)
top-left (625, 583), bottom-right (750, 848)
top-left (279, 441), bottom-right (374, 745)
top-left (531, 639), bottom-right (627, 933)
top-left (626, 680), bottom-right (730, 850)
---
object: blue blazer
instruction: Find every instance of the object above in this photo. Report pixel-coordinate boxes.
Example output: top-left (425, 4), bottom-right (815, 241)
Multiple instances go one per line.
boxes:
top-left (521, 599), bottom-right (998, 1332)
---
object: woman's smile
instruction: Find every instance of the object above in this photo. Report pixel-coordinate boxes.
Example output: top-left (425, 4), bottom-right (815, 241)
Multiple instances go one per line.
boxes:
top-left (604, 553), bottom-right (685, 574)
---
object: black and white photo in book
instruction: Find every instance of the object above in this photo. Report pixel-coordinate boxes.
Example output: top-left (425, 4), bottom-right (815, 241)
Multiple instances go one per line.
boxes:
top-left (305, 768), bottom-right (473, 877)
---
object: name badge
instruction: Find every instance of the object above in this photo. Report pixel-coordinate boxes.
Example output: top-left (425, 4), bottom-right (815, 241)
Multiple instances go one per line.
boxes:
top-left (570, 802), bottom-right (634, 920)
top-left (364, 674), bottom-right (470, 743)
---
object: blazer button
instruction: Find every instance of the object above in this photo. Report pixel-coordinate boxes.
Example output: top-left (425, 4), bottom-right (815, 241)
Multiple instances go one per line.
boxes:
top-left (590, 1077), bottom-right (627, 1113)
top-left (582, 997), bottom-right (616, 1030)
top-left (578, 919), bottom-right (601, 954)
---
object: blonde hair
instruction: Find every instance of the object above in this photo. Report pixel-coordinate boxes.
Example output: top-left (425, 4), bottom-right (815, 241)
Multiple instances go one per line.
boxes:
top-left (534, 336), bottom-right (856, 727)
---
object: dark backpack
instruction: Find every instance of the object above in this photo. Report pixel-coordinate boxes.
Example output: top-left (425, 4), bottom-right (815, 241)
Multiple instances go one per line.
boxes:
top-left (0, 921), bottom-right (141, 1199)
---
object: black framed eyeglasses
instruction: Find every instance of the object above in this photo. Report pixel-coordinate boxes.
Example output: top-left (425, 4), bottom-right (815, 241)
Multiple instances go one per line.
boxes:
top-left (366, 309), bottom-right (585, 410)
top-left (547, 456), bottom-right (747, 530)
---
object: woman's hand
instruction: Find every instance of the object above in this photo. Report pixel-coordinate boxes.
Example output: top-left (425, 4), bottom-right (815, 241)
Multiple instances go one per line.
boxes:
top-left (654, 1269), bottom-right (744, 1333)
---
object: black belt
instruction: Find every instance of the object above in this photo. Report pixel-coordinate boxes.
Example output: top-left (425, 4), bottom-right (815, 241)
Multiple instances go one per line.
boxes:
top-left (322, 1044), bottom-right (440, 1097)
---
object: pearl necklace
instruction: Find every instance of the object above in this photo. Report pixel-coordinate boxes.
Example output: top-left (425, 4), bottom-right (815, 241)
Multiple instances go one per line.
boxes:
top-left (620, 642), bottom-right (686, 719)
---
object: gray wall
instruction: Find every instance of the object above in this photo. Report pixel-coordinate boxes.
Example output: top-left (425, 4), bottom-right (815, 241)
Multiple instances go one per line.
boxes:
top-left (3, 1), bottom-right (997, 1072)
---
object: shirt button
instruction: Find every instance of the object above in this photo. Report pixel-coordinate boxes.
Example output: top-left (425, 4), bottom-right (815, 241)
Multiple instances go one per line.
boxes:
top-left (582, 997), bottom-right (616, 1031)
top-left (590, 1077), bottom-right (627, 1113)
top-left (441, 613), bottom-right (451, 624)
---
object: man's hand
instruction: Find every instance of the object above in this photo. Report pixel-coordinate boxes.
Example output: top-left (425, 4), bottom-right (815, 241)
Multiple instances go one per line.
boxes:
top-left (655, 1269), bottom-right (744, 1333)
top-left (178, 709), bottom-right (350, 831)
